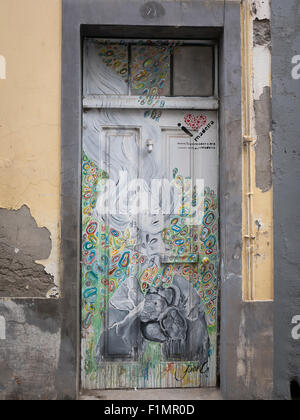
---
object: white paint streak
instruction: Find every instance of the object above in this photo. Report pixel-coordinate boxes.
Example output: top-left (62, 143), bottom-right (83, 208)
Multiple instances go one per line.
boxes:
top-left (252, 0), bottom-right (270, 20)
top-left (46, 286), bottom-right (60, 299)
top-left (0, 55), bottom-right (6, 80)
top-left (253, 45), bottom-right (271, 100)
top-left (0, 316), bottom-right (6, 340)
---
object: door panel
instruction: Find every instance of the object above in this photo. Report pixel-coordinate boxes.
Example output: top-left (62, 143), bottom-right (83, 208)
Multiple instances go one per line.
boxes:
top-left (81, 108), bottom-right (219, 389)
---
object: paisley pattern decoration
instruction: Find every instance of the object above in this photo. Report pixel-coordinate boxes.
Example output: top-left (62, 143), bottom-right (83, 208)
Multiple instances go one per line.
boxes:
top-left (84, 39), bottom-right (180, 108)
top-left (82, 40), bottom-right (219, 385)
top-left (81, 151), bottom-right (219, 381)
top-left (97, 42), bottom-right (129, 83)
top-left (131, 43), bottom-right (172, 98)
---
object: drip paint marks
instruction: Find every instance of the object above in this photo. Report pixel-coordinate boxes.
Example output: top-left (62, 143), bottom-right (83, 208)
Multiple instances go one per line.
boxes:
top-left (82, 41), bottom-right (219, 389)
top-left (97, 42), bottom-right (129, 83)
top-left (81, 151), bottom-right (219, 389)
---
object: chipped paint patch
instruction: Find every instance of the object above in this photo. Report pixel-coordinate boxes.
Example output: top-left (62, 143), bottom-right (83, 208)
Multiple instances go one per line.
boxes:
top-left (242, 0), bottom-right (273, 301)
top-left (254, 87), bottom-right (272, 192)
top-left (46, 286), bottom-right (60, 299)
top-left (253, 18), bottom-right (271, 47)
top-left (252, 0), bottom-right (270, 20)
top-left (253, 46), bottom-right (271, 100)
top-left (0, 205), bottom-right (56, 298)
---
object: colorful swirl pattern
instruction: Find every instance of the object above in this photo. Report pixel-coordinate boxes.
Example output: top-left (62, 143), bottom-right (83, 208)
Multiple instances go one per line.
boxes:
top-left (81, 153), bottom-right (219, 373)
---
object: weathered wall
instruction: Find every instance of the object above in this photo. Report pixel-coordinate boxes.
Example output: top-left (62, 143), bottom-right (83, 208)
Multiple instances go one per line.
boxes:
top-left (221, 0), bottom-right (273, 400)
top-left (0, 300), bottom-right (61, 399)
top-left (0, 0), bottom-right (276, 400)
top-left (272, 0), bottom-right (300, 400)
top-left (251, 0), bottom-right (273, 301)
top-left (0, 0), bottom-right (61, 294)
top-left (242, 0), bottom-right (273, 302)
top-left (0, 0), bottom-right (62, 400)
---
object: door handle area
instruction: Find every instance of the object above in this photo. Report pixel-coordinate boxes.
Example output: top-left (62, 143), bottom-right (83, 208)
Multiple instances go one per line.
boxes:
top-left (146, 138), bottom-right (153, 153)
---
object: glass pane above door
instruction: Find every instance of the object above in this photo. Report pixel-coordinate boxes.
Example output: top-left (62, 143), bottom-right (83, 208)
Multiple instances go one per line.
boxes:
top-left (130, 44), bottom-right (171, 97)
top-left (173, 46), bottom-right (214, 97)
top-left (83, 39), bottom-right (216, 97)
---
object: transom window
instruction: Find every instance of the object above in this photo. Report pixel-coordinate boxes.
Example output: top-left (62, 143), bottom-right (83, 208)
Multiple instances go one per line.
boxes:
top-left (83, 39), bottom-right (217, 99)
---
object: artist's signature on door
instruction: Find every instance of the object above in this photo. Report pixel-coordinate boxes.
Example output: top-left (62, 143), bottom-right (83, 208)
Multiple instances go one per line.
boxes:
top-left (174, 361), bottom-right (209, 382)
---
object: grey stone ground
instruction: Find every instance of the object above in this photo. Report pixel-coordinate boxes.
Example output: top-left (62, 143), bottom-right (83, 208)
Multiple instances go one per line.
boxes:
top-left (80, 388), bottom-right (223, 400)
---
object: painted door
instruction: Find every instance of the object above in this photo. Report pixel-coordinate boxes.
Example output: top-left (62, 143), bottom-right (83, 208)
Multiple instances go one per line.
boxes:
top-left (81, 39), bottom-right (219, 390)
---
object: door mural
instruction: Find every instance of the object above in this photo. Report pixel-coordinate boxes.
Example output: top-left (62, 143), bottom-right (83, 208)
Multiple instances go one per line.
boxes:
top-left (81, 39), bottom-right (219, 390)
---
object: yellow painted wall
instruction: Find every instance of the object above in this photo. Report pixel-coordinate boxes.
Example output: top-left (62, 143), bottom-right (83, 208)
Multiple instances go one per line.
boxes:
top-left (0, 0), bottom-right (62, 286)
top-left (241, 0), bottom-right (274, 301)
top-left (252, 186), bottom-right (274, 300)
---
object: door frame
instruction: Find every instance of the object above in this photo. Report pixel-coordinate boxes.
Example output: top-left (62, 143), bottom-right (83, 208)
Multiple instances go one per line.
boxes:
top-left (60, 0), bottom-right (242, 400)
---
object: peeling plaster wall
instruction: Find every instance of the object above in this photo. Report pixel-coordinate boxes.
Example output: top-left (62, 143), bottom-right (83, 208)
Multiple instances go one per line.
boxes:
top-left (0, 206), bottom-right (57, 298)
top-left (253, 86), bottom-right (272, 193)
top-left (242, 0), bottom-right (273, 301)
top-left (251, 0), bottom-right (273, 301)
top-left (222, 0), bottom-right (274, 400)
top-left (0, 0), bottom-right (61, 289)
top-left (0, 0), bottom-right (62, 401)
top-left (0, 0), bottom-right (277, 400)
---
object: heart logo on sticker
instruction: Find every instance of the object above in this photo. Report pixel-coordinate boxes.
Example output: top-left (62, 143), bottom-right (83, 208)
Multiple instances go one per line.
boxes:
top-left (184, 114), bottom-right (207, 131)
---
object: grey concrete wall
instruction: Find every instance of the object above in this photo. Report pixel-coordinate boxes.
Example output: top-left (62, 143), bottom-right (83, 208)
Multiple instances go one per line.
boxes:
top-left (0, 299), bottom-right (61, 400)
top-left (0, 206), bottom-right (62, 400)
top-left (272, 0), bottom-right (300, 400)
top-left (218, 1), bottom-right (273, 401)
